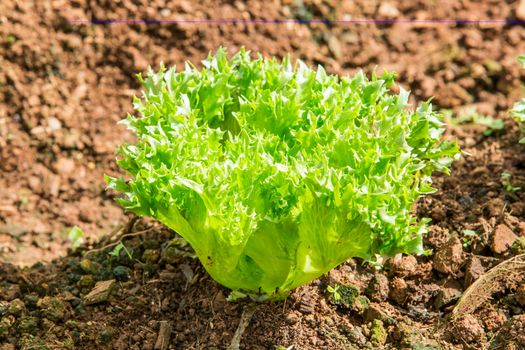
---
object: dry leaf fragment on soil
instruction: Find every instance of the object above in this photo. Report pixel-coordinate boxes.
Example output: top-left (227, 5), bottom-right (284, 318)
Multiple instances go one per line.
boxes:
top-left (452, 254), bottom-right (525, 317)
top-left (433, 237), bottom-right (464, 274)
top-left (154, 320), bottom-right (172, 350)
top-left (83, 279), bottom-right (116, 305)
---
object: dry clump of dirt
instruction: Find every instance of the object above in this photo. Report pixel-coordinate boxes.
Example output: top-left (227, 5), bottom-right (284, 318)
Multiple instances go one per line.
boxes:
top-left (452, 314), bottom-right (485, 344)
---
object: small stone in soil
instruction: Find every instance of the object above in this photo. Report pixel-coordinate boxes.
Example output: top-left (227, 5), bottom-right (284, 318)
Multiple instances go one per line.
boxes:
top-left (389, 254), bottom-right (417, 277)
top-left (464, 257), bottom-right (485, 287)
top-left (67, 273), bottom-right (81, 283)
top-left (1, 284), bottom-right (21, 301)
top-left (285, 311), bottom-right (300, 324)
top-left (352, 296), bottom-right (370, 316)
top-left (517, 0), bottom-right (525, 20)
top-left (433, 237), bottom-right (464, 274)
top-left (161, 246), bottom-right (183, 264)
top-left (389, 277), bottom-right (408, 304)
top-left (143, 239), bottom-right (160, 249)
top-left (490, 224), bottom-right (517, 255)
top-left (23, 294), bottom-right (39, 310)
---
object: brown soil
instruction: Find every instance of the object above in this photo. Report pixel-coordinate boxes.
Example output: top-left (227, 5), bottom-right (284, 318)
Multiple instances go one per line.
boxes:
top-left (1, 0), bottom-right (525, 349)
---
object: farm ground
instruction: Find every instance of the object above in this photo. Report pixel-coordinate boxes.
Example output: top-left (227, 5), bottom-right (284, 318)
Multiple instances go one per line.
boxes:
top-left (1, 0), bottom-right (525, 349)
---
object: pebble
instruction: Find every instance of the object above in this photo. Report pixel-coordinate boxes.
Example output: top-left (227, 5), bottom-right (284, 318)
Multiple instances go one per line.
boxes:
top-left (490, 224), bottom-right (517, 254)
top-left (517, 0), bottom-right (525, 20)
top-left (2, 284), bottom-right (21, 302)
top-left (99, 329), bottom-right (113, 343)
top-left (353, 296), bottom-right (370, 316)
top-left (54, 157), bottom-right (75, 174)
top-left (378, 2), bottom-right (399, 18)
top-left (23, 294), bottom-right (39, 309)
top-left (389, 254), bottom-right (417, 277)
top-left (46, 117), bottom-right (62, 132)
top-left (458, 195), bottom-right (472, 206)
top-left (464, 257), bottom-right (485, 287)
top-left (0, 316), bottom-right (14, 337)
top-left (365, 303), bottom-right (392, 323)
top-left (388, 277), bottom-right (408, 304)
top-left (346, 325), bottom-right (367, 346)
top-left (327, 35), bottom-right (342, 60)
top-left (433, 237), bottom-right (464, 274)
top-left (78, 275), bottom-right (95, 290)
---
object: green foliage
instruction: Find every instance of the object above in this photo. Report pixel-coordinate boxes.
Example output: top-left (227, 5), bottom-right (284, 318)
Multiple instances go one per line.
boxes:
top-left (66, 226), bottom-right (85, 250)
top-left (370, 319), bottom-right (387, 346)
top-left (461, 229), bottom-right (478, 249)
top-left (107, 48), bottom-right (459, 299)
top-left (275, 346), bottom-right (293, 350)
top-left (512, 55), bottom-right (525, 143)
top-left (326, 284), bottom-right (359, 308)
top-left (512, 236), bottom-right (525, 254)
top-left (109, 242), bottom-right (132, 260)
top-left (444, 107), bottom-right (504, 136)
top-left (326, 284), bottom-right (342, 302)
top-left (501, 172), bottom-right (521, 195)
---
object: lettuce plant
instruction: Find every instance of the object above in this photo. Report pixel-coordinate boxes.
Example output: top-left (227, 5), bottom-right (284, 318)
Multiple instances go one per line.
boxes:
top-left (512, 55), bottom-right (525, 143)
top-left (107, 48), bottom-right (459, 299)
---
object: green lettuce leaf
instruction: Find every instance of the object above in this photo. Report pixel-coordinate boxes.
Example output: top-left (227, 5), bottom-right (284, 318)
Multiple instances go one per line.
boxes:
top-left (107, 48), bottom-right (460, 299)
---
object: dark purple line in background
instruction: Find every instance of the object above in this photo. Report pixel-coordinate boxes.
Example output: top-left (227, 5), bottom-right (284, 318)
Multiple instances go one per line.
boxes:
top-left (68, 18), bottom-right (525, 25)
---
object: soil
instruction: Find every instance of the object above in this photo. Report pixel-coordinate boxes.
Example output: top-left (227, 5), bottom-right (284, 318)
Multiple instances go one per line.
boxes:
top-left (1, 0), bottom-right (525, 349)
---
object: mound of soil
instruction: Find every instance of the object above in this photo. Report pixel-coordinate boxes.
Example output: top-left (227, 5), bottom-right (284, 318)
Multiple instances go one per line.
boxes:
top-left (1, 0), bottom-right (525, 349)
